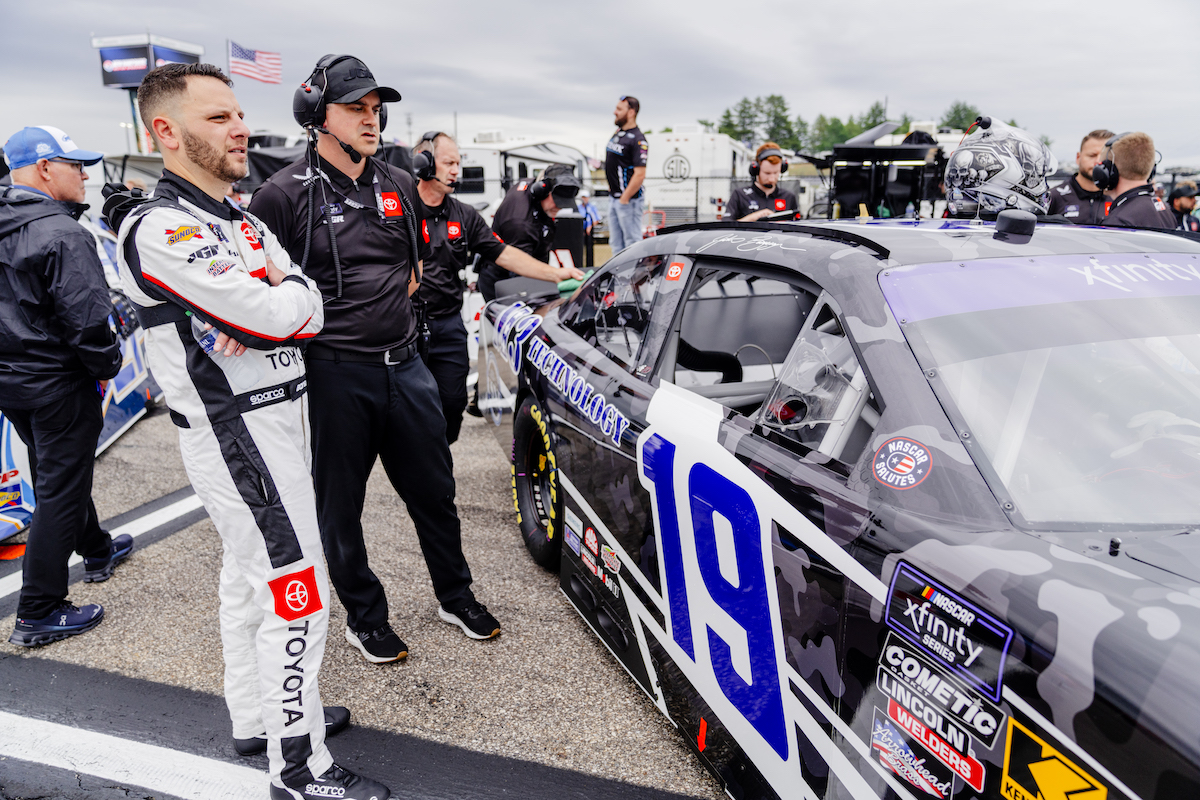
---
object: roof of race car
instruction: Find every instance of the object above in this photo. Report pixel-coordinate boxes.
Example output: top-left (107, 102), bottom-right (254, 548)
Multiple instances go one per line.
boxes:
top-left (654, 218), bottom-right (1200, 267)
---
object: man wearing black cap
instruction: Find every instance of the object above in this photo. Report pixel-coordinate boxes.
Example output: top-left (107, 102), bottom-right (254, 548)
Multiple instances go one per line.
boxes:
top-left (412, 132), bottom-right (582, 443)
top-left (476, 163), bottom-right (581, 302)
top-left (0, 126), bottom-right (130, 648)
top-left (1169, 181), bottom-right (1200, 232)
top-left (250, 55), bottom-right (502, 670)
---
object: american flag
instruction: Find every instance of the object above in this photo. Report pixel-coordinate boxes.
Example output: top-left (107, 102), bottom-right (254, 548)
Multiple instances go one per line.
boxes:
top-left (228, 41), bottom-right (282, 84)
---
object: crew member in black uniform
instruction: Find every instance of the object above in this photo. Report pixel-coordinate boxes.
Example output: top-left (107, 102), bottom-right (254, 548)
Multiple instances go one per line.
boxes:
top-left (1096, 132), bottom-right (1177, 230)
top-left (1047, 128), bottom-right (1113, 224)
top-left (412, 132), bottom-right (581, 442)
top-left (476, 163), bottom-right (581, 302)
top-left (724, 142), bottom-right (798, 221)
top-left (1168, 181), bottom-right (1200, 232)
top-left (249, 55), bottom-right (502, 667)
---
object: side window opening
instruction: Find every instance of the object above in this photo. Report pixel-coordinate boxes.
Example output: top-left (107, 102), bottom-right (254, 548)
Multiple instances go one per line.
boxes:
top-left (758, 293), bottom-right (880, 466)
top-left (562, 255), bottom-right (670, 375)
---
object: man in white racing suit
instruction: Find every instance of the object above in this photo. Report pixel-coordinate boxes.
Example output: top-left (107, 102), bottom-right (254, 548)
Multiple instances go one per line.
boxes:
top-left (115, 63), bottom-right (391, 800)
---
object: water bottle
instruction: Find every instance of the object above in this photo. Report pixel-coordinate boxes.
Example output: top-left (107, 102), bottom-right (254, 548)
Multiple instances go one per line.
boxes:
top-left (190, 315), bottom-right (263, 392)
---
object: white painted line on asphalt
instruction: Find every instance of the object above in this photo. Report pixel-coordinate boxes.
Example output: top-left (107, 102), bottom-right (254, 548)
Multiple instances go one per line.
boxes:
top-left (0, 709), bottom-right (264, 798)
top-left (0, 492), bottom-right (205, 602)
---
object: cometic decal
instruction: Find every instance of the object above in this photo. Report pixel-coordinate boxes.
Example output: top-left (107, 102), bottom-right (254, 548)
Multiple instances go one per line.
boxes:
top-left (493, 302), bottom-right (631, 446)
top-left (873, 437), bottom-right (932, 489)
top-left (886, 563), bottom-right (1014, 702)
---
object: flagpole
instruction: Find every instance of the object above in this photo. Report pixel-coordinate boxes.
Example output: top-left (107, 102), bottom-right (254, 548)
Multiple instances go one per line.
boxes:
top-left (226, 39), bottom-right (231, 76)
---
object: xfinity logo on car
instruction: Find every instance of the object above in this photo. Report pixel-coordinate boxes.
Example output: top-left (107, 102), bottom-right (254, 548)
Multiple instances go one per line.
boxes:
top-left (885, 563), bottom-right (1013, 701)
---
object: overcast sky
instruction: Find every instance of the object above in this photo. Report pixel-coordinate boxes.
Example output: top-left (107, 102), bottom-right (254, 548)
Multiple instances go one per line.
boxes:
top-left (4, 0), bottom-right (1200, 169)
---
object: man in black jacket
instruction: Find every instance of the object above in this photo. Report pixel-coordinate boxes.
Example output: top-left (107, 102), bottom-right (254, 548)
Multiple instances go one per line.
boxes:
top-left (412, 132), bottom-right (581, 442)
top-left (1047, 129), bottom-right (1113, 224)
top-left (1168, 181), bottom-right (1200, 233)
top-left (0, 126), bottom-right (130, 647)
top-left (1101, 132), bottom-right (1177, 230)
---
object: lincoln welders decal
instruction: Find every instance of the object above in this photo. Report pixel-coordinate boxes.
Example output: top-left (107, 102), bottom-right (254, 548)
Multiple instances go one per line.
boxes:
top-left (878, 633), bottom-right (1006, 749)
top-left (873, 437), bottom-right (932, 489)
top-left (887, 563), bottom-right (1014, 702)
top-left (493, 301), bottom-right (631, 446)
top-left (871, 708), bottom-right (955, 799)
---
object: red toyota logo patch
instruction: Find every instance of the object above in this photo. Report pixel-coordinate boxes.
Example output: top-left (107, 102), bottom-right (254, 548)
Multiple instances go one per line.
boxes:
top-left (422, 219), bottom-right (430, 244)
top-left (774, 198), bottom-right (786, 211)
top-left (447, 221), bottom-right (462, 239)
top-left (268, 565), bottom-right (323, 621)
top-left (381, 192), bottom-right (404, 217)
top-left (240, 221), bottom-right (262, 250)
top-left (666, 262), bottom-right (684, 281)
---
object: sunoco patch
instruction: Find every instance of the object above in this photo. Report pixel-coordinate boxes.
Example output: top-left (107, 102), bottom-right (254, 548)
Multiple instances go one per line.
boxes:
top-left (873, 437), bottom-right (932, 489)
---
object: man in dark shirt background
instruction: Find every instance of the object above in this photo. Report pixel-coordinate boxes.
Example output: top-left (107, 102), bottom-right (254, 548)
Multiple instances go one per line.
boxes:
top-left (0, 125), bottom-right (129, 648)
top-left (723, 142), bottom-right (798, 221)
top-left (249, 55), bottom-right (501, 667)
top-left (605, 96), bottom-right (648, 252)
top-left (1168, 181), bottom-right (1200, 232)
top-left (1100, 132), bottom-right (1177, 230)
top-left (1048, 128), bottom-right (1112, 224)
top-left (476, 163), bottom-right (582, 301)
top-left (412, 132), bottom-right (580, 442)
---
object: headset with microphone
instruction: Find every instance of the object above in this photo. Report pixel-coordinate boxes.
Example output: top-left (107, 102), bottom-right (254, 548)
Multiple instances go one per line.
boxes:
top-left (1092, 132), bottom-right (1162, 192)
top-left (528, 165), bottom-right (581, 201)
top-left (413, 130), bottom-right (455, 185)
top-left (749, 147), bottom-right (789, 179)
top-left (293, 54), bottom-right (393, 164)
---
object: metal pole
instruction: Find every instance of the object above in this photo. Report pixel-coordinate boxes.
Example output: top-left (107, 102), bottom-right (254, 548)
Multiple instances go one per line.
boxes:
top-left (127, 89), bottom-right (144, 154)
top-left (454, 111), bottom-right (458, 141)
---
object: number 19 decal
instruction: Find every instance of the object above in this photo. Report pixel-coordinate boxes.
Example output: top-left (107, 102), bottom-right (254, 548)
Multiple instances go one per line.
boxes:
top-left (641, 430), bottom-right (792, 765)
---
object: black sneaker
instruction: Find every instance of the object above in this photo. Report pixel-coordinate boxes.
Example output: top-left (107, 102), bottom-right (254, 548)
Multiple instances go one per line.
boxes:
top-left (234, 705), bottom-right (352, 756)
top-left (269, 763), bottom-right (391, 800)
top-left (345, 623), bottom-right (408, 663)
top-left (84, 533), bottom-right (133, 583)
top-left (438, 600), bottom-right (500, 640)
top-left (9, 602), bottom-right (104, 647)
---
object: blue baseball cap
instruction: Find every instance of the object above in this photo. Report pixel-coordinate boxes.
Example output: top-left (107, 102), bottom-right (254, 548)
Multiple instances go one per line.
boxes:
top-left (3, 126), bottom-right (104, 170)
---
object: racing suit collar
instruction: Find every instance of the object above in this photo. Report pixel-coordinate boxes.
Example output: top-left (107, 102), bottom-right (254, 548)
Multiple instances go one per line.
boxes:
top-left (1110, 182), bottom-right (1155, 208)
top-left (156, 170), bottom-right (244, 221)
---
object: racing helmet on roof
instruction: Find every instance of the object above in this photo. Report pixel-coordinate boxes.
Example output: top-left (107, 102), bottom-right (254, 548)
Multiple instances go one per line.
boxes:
top-left (944, 117), bottom-right (1058, 216)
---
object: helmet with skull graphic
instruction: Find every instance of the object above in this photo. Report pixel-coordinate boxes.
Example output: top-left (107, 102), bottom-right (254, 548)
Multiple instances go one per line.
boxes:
top-left (944, 118), bottom-right (1058, 216)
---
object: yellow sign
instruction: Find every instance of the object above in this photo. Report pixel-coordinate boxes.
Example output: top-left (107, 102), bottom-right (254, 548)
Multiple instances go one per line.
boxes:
top-left (1001, 717), bottom-right (1107, 800)
top-left (0, 489), bottom-right (19, 507)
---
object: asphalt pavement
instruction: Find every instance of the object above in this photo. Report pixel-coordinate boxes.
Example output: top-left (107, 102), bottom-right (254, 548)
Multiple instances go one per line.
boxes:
top-left (0, 407), bottom-right (723, 800)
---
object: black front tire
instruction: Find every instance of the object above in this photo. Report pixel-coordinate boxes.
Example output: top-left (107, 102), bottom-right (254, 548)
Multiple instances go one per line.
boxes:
top-left (512, 397), bottom-right (562, 570)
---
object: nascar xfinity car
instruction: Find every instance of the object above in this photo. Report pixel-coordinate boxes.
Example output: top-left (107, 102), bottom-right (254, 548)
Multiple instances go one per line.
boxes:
top-left (480, 217), bottom-right (1200, 800)
top-left (0, 219), bottom-right (162, 541)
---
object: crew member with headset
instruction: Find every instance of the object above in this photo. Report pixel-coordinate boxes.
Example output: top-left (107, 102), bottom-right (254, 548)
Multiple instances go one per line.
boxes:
top-left (1094, 132), bottom-right (1177, 230)
top-left (476, 163), bottom-right (581, 302)
top-left (1047, 129), bottom-right (1113, 224)
top-left (723, 142), bottom-right (798, 221)
top-left (1168, 181), bottom-right (1200, 232)
top-left (411, 132), bottom-right (582, 443)
top-left (249, 55), bottom-right (503, 674)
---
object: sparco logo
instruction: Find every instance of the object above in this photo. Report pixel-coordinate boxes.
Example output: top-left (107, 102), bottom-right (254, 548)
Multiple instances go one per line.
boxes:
top-left (886, 564), bottom-right (1013, 701)
top-left (303, 785), bottom-right (346, 798)
top-left (250, 388), bottom-right (286, 405)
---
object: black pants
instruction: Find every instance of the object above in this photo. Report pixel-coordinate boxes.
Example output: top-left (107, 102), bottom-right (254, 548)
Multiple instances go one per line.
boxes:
top-left (307, 354), bottom-right (473, 633)
top-left (2, 384), bottom-right (111, 619)
top-left (585, 233), bottom-right (594, 268)
top-left (419, 314), bottom-right (470, 445)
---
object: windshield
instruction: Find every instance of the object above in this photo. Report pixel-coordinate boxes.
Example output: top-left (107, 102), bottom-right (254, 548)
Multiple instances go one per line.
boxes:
top-left (883, 255), bottom-right (1200, 528)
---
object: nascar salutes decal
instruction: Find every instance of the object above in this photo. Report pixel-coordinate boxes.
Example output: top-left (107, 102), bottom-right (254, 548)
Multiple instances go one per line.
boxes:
top-left (267, 565), bottom-right (323, 622)
top-left (165, 226), bottom-right (203, 246)
top-left (381, 191), bottom-right (404, 217)
top-left (873, 437), bottom-right (932, 489)
top-left (1001, 718), bottom-right (1110, 800)
top-left (871, 709), bottom-right (955, 798)
top-left (886, 563), bottom-right (1014, 701)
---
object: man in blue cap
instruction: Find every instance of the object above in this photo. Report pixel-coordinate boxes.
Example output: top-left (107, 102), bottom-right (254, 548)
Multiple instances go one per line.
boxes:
top-left (0, 126), bottom-right (131, 647)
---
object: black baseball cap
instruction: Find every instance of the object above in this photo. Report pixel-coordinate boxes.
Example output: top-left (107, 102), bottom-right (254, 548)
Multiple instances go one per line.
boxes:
top-left (317, 55), bottom-right (401, 104)
top-left (1169, 183), bottom-right (1198, 202)
top-left (544, 164), bottom-right (580, 211)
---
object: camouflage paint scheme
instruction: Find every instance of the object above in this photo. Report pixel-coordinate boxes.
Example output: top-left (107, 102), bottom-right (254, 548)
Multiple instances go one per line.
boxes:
top-left (481, 219), bottom-right (1200, 800)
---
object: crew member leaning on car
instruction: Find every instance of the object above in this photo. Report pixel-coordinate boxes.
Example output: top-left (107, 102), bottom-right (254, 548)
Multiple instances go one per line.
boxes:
top-left (475, 163), bottom-right (582, 302)
top-left (412, 132), bottom-right (581, 443)
top-left (1101, 132), bottom-right (1177, 230)
top-left (724, 142), bottom-right (798, 222)
top-left (1047, 128), bottom-right (1113, 224)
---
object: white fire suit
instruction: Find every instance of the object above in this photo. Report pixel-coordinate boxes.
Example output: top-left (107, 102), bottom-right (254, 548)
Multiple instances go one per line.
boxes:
top-left (117, 171), bottom-right (332, 789)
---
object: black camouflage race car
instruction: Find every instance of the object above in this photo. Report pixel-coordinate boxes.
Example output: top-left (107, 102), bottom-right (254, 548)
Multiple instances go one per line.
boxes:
top-left (479, 217), bottom-right (1200, 800)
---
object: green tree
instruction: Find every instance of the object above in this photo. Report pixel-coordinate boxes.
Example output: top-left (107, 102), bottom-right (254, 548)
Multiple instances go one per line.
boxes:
top-left (793, 115), bottom-right (811, 152)
top-left (697, 119), bottom-right (715, 132)
top-left (940, 100), bottom-right (981, 131)
top-left (857, 100), bottom-right (887, 131)
top-left (659, 126), bottom-right (673, 133)
top-left (757, 94), bottom-right (797, 149)
top-left (1039, 134), bottom-right (1053, 149)
top-left (812, 115), bottom-right (853, 151)
top-left (896, 113), bottom-right (913, 135)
